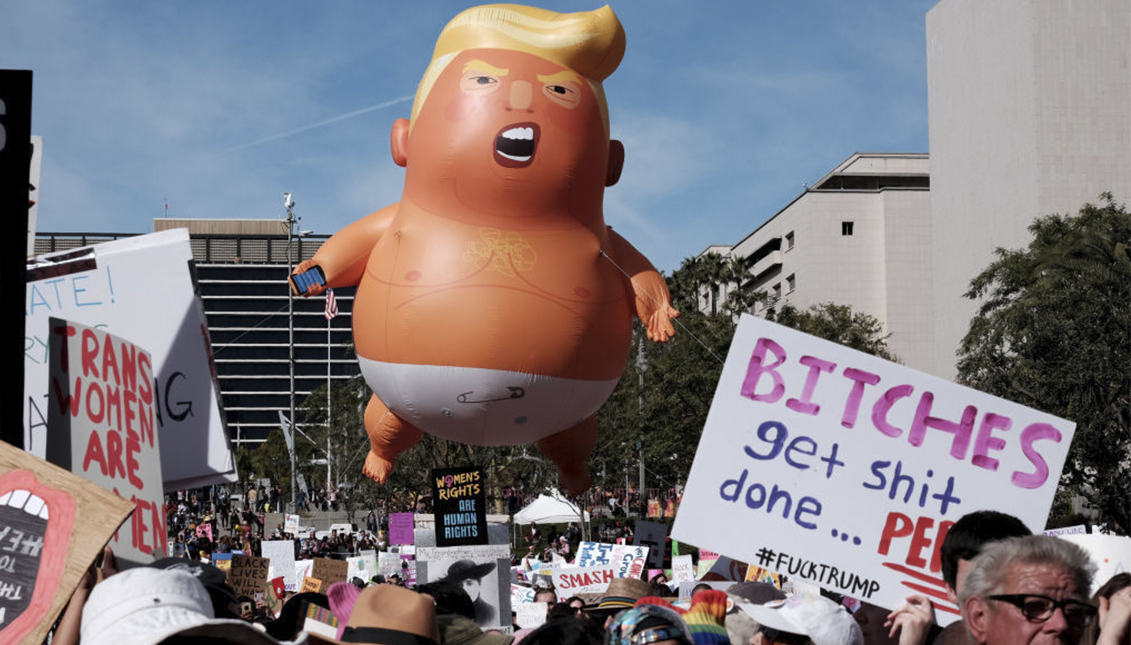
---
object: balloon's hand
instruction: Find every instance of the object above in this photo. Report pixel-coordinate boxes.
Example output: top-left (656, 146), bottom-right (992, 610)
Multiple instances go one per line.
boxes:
top-left (290, 261), bottom-right (327, 296)
top-left (642, 301), bottom-right (680, 342)
top-left (884, 595), bottom-right (935, 645)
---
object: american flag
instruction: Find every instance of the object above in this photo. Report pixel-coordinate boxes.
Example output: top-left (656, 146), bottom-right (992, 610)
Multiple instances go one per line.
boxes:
top-left (324, 288), bottom-right (338, 320)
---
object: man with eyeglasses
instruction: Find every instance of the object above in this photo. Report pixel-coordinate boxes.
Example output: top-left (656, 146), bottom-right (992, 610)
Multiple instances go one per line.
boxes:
top-left (960, 535), bottom-right (1097, 645)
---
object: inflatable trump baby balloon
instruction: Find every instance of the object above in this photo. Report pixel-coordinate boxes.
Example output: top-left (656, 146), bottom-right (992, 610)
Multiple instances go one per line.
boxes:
top-left (291, 4), bottom-right (678, 494)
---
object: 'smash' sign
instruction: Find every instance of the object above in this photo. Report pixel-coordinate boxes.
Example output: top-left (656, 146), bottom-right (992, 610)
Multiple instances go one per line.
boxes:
top-left (673, 316), bottom-right (1074, 621)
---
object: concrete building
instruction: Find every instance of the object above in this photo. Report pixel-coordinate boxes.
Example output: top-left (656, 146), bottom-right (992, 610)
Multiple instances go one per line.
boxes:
top-left (711, 152), bottom-right (934, 371)
top-left (34, 219), bottom-right (360, 446)
top-left (926, 0), bottom-right (1131, 377)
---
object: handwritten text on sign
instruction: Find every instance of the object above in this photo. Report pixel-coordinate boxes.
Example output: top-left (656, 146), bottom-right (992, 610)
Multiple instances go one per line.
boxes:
top-left (47, 319), bottom-right (167, 562)
top-left (672, 316), bottom-right (1073, 620)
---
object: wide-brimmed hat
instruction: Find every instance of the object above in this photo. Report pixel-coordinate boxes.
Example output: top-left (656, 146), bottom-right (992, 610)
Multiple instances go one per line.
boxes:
top-left (581, 577), bottom-right (653, 619)
top-left (150, 556), bottom-right (239, 611)
top-left (737, 594), bottom-right (862, 645)
top-left (440, 560), bottom-right (497, 583)
top-left (331, 584), bottom-right (442, 645)
top-left (80, 567), bottom-right (215, 645)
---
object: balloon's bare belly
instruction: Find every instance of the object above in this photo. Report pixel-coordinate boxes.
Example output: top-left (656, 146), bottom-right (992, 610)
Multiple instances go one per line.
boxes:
top-left (357, 356), bottom-right (618, 445)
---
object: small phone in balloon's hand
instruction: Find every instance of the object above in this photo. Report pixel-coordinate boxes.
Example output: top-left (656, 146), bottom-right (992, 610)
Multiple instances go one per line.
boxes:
top-left (289, 265), bottom-right (326, 295)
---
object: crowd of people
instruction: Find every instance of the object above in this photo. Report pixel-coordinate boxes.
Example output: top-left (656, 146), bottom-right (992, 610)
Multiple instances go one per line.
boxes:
top-left (42, 500), bottom-right (1131, 645)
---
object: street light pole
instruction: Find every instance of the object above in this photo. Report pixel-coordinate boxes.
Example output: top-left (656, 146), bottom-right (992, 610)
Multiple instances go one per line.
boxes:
top-left (285, 192), bottom-right (298, 512)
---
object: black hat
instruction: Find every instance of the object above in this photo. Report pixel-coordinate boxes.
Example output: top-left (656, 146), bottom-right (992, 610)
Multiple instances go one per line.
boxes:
top-left (440, 560), bottom-right (496, 583)
top-left (149, 556), bottom-right (238, 614)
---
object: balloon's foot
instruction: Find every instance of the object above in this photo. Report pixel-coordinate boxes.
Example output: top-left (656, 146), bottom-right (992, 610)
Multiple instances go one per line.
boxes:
top-left (363, 451), bottom-right (394, 483)
top-left (558, 468), bottom-right (591, 497)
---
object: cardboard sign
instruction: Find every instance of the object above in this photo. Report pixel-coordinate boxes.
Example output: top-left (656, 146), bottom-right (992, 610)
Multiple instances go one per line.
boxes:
top-left (26, 230), bottom-right (235, 489)
top-left (417, 545), bottom-right (512, 633)
top-left (46, 318), bottom-right (167, 566)
top-left (634, 521), bottom-right (669, 570)
top-left (312, 557), bottom-right (349, 587)
top-left (575, 541), bottom-right (616, 568)
top-left (611, 544), bottom-right (649, 579)
top-left (672, 555), bottom-right (696, 583)
top-left (673, 315), bottom-right (1076, 620)
top-left (551, 565), bottom-right (616, 595)
top-left (389, 512), bottom-right (415, 545)
top-left (301, 576), bottom-right (324, 593)
top-left (431, 467), bottom-right (488, 547)
top-left (0, 441), bottom-right (133, 645)
top-left (261, 540), bottom-right (297, 592)
top-left (515, 601), bottom-right (548, 629)
top-left (229, 554), bottom-right (270, 599)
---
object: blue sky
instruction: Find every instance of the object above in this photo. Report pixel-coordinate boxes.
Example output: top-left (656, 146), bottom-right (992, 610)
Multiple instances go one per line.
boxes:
top-left (4, 0), bottom-right (937, 273)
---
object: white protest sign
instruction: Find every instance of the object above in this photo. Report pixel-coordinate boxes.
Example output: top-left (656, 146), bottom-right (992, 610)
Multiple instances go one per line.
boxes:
top-left (672, 315), bottom-right (1075, 622)
top-left (285, 514), bottom-right (300, 534)
top-left (26, 230), bottom-right (235, 489)
top-left (611, 544), bottom-right (649, 579)
top-left (261, 540), bottom-right (297, 592)
top-left (551, 565), bottom-right (616, 595)
top-left (45, 319), bottom-right (166, 566)
top-left (1058, 534), bottom-right (1131, 594)
top-left (671, 555), bottom-right (695, 583)
top-left (511, 584), bottom-right (535, 606)
top-left (576, 541), bottom-right (616, 568)
top-left (515, 602), bottom-right (548, 629)
top-left (378, 551), bottom-right (402, 578)
top-left (295, 559), bottom-right (314, 586)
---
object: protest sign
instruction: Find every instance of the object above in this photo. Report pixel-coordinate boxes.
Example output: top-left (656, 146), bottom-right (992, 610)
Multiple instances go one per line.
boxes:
top-left (229, 554), bottom-right (270, 599)
top-left (196, 523), bottom-right (213, 542)
top-left (212, 552), bottom-right (233, 573)
top-left (1044, 525), bottom-right (1086, 537)
top-left (401, 551), bottom-right (418, 586)
top-left (301, 577), bottom-right (324, 593)
top-left (611, 544), bottom-right (649, 579)
top-left (0, 440), bottom-right (133, 645)
top-left (575, 541), bottom-right (616, 568)
top-left (634, 521), bottom-right (668, 570)
top-left (672, 555), bottom-right (695, 583)
top-left (648, 499), bottom-right (662, 518)
top-left (515, 602), bottom-right (548, 629)
top-left (1059, 534), bottom-right (1131, 593)
top-left (389, 512), bottom-right (415, 545)
top-left (551, 565), bottom-right (616, 595)
top-left (285, 514), bottom-right (300, 534)
top-left (26, 230), bottom-right (235, 489)
top-left (295, 560), bottom-right (314, 586)
top-left (46, 318), bottom-right (167, 566)
top-left (431, 467), bottom-right (488, 547)
top-left (511, 584), bottom-right (535, 606)
top-left (313, 557), bottom-right (349, 587)
top-left (417, 545), bottom-right (512, 633)
top-left (261, 540), bottom-right (297, 592)
top-left (673, 315), bottom-right (1076, 620)
top-left (378, 551), bottom-right (402, 579)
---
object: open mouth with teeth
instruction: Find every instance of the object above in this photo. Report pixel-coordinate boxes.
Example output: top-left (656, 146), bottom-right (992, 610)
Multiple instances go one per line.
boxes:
top-left (494, 122), bottom-right (540, 168)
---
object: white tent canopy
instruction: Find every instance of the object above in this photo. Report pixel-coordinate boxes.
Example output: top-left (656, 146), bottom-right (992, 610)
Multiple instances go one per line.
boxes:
top-left (512, 490), bottom-right (590, 525)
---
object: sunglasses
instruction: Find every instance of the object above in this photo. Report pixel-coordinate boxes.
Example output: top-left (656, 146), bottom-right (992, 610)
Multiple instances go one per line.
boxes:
top-left (986, 594), bottom-right (1097, 627)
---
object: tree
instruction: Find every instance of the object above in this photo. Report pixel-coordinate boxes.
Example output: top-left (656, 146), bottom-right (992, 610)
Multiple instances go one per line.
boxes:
top-left (764, 302), bottom-right (899, 362)
top-left (957, 194), bottom-right (1130, 533)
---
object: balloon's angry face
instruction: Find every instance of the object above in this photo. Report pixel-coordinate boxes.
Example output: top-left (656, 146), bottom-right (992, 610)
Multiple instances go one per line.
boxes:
top-left (406, 49), bottom-right (610, 217)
